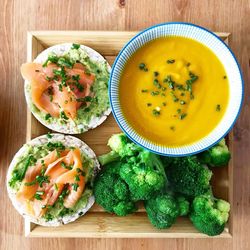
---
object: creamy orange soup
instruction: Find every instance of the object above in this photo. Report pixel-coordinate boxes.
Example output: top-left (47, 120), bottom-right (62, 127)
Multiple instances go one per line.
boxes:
top-left (119, 36), bottom-right (229, 147)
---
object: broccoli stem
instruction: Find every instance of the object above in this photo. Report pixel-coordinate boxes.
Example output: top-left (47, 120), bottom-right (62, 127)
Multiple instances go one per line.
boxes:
top-left (98, 151), bottom-right (120, 166)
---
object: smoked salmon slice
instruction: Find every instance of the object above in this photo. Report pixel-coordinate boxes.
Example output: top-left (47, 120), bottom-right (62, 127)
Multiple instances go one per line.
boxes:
top-left (21, 61), bottom-right (95, 120)
top-left (17, 148), bottom-right (86, 217)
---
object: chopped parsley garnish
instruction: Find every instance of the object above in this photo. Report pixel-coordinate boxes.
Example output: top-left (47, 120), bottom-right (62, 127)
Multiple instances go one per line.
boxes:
top-left (154, 71), bottom-right (159, 77)
top-left (179, 113), bottom-right (187, 120)
top-left (46, 141), bottom-right (65, 151)
top-left (57, 57), bottom-right (73, 68)
top-left (72, 43), bottom-right (80, 49)
top-left (153, 79), bottom-right (162, 89)
top-left (167, 59), bottom-right (175, 64)
top-left (72, 183), bottom-right (79, 191)
top-left (141, 89), bottom-right (148, 93)
top-left (84, 96), bottom-right (92, 102)
top-left (47, 132), bottom-right (53, 139)
top-left (170, 126), bottom-right (175, 131)
top-left (186, 62), bottom-right (191, 67)
top-left (45, 113), bottom-right (51, 120)
top-left (139, 63), bottom-right (148, 71)
top-left (180, 100), bottom-right (186, 105)
top-left (75, 175), bottom-right (80, 181)
top-left (152, 109), bottom-right (160, 116)
top-left (61, 162), bottom-right (73, 170)
top-left (42, 54), bottom-right (59, 67)
top-left (54, 183), bottom-right (58, 191)
top-left (216, 104), bottom-right (221, 111)
top-left (60, 111), bottom-right (69, 120)
top-left (76, 168), bottom-right (85, 176)
top-left (44, 213), bottom-right (53, 222)
top-left (151, 91), bottom-right (160, 96)
top-left (170, 91), bottom-right (179, 102)
top-left (147, 103), bottom-right (152, 107)
top-left (8, 155), bottom-right (37, 187)
top-left (162, 102), bottom-right (166, 106)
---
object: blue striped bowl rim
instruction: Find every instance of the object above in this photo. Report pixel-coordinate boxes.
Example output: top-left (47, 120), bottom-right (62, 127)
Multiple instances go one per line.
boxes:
top-left (109, 22), bottom-right (244, 156)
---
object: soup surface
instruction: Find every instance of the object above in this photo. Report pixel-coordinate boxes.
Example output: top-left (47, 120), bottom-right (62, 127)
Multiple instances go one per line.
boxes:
top-left (119, 36), bottom-right (229, 147)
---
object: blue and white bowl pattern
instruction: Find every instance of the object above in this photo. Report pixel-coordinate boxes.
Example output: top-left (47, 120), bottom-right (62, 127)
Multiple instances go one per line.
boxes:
top-left (109, 22), bottom-right (244, 156)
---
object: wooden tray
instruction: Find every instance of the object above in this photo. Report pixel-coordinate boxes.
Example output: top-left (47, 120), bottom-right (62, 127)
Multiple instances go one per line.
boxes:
top-left (25, 31), bottom-right (233, 238)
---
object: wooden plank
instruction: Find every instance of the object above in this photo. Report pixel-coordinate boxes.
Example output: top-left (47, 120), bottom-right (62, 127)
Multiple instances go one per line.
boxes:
top-left (27, 213), bottom-right (231, 238)
top-left (24, 31), bottom-right (232, 239)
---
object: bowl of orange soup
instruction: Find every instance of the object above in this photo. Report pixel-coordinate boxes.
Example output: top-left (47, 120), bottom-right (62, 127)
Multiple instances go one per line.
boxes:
top-left (109, 22), bottom-right (243, 156)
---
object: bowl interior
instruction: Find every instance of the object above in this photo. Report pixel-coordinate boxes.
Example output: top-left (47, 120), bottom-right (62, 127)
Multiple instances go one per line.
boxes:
top-left (109, 23), bottom-right (243, 156)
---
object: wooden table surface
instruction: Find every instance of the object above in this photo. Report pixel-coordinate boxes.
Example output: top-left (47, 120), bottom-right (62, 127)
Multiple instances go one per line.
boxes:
top-left (1, 0), bottom-right (249, 249)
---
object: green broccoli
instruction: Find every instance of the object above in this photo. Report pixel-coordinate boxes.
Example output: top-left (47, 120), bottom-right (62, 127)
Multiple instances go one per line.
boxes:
top-left (108, 133), bottom-right (142, 158)
top-left (93, 161), bottom-right (137, 216)
top-left (119, 150), bottom-right (167, 201)
top-left (165, 156), bottom-right (212, 197)
top-left (98, 150), bottom-right (120, 166)
top-left (190, 194), bottom-right (230, 236)
top-left (145, 192), bottom-right (190, 229)
top-left (198, 139), bottom-right (231, 167)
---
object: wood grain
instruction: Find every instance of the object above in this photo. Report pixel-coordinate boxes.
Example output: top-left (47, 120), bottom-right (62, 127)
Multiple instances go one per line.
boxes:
top-left (0, 0), bottom-right (249, 249)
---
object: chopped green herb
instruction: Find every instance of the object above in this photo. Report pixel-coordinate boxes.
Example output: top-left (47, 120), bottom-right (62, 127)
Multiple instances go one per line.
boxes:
top-left (84, 96), bottom-right (92, 102)
top-left (44, 213), bottom-right (53, 222)
top-left (162, 102), bottom-right (167, 106)
top-left (57, 57), bottom-right (73, 68)
top-left (186, 62), bottom-right (191, 67)
top-left (61, 162), bottom-right (73, 170)
top-left (41, 205), bottom-right (46, 209)
top-left (180, 92), bottom-right (185, 97)
top-left (60, 111), bottom-right (69, 120)
top-left (216, 104), bottom-right (221, 111)
top-left (141, 89), bottom-right (148, 93)
top-left (147, 103), bottom-right (152, 107)
top-left (72, 43), bottom-right (80, 49)
top-left (34, 191), bottom-right (44, 200)
top-left (170, 91), bottom-right (179, 102)
top-left (223, 75), bottom-right (227, 79)
top-left (72, 183), bottom-right (79, 191)
top-left (180, 100), bottom-right (186, 105)
top-left (75, 175), bottom-right (80, 181)
top-left (139, 63), bottom-right (146, 70)
top-left (54, 183), bottom-right (58, 191)
top-left (47, 132), bottom-right (52, 139)
top-left (45, 113), bottom-right (51, 120)
top-left (170, 126), bottom-right (175, 131)
top-left (167, 59), bottom-right (175, 64)
top-left (154, 71), bottom-right (159, 77)
top-left (151, 91), bottom-right (160, 96)
top-left (46, 141), bottom-right (65, 151)
top-left (42, 54), bottom-right (59, 67)
top-left (179, 113), bottom-right (187, 120)
top-left (36, 175), bottom-right (50, 187)
top-left (177, 108), bottom-right (181, 114)
top-left (152, 109), bottom-right (161, 116)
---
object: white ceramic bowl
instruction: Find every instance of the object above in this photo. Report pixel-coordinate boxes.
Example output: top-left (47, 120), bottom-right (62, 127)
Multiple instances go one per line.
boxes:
top-left (109, 22), bottom-right (244, 156)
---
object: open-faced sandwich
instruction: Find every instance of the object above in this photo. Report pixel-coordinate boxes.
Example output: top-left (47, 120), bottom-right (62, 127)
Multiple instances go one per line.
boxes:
top-left (21, 43), bottom-right (111, 134)
top-left (7, 133), bottom-right (100, 226)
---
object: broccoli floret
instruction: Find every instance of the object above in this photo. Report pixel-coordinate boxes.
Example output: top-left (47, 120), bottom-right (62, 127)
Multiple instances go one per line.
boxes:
top-left (190, 195), bottom-right (230, 236)
top-left (176, 196), bottom-right (190, 216)
top-left (119, 150), bottom-right (167, 201)
top-left (145, 192), bottom-right (190, 229)
top-left (165, 156), bottom-right (212, 197)
top-left (98, 150), bottom-right (120, 166)
top-left (93, 162), bottom-right (137, 216)
top-left (198, 139), bottom-right (231, 167)
top-left (108, 133), bottom-right (142, 158)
